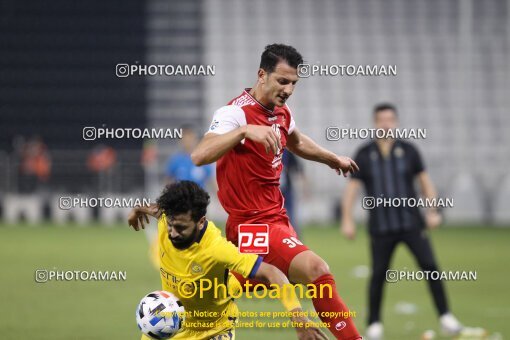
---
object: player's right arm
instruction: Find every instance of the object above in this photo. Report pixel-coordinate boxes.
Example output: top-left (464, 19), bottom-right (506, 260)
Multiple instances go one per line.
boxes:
top-left (340, 179), bottom-right (362, 240)
top-left (192, 126), bottom-right (281, 165)
top-left (128, 203), bottom-right (161, 231)
top-left (191, 129), bottom-right (244, 166)
top-left (191, 105), bottom-right (281, 166)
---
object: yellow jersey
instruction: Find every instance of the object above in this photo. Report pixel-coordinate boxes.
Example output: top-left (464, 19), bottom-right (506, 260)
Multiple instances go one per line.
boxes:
top-left (156, 214), bottom-right (261, 334)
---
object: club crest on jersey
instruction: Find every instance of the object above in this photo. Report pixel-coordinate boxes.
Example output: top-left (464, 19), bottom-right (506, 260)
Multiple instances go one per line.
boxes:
top-left (271, 123), bottom-right (283, 168)
top-left (394, 146), bottom-right (405, 158)
top-left (191, 262), bottom-right (203, 274)
top-left (209, 118), bottom-right (220, 131)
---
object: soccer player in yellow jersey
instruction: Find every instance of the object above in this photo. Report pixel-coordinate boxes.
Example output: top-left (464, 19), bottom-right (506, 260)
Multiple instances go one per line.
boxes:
top-left (129, 181), bottom-right (327, 340)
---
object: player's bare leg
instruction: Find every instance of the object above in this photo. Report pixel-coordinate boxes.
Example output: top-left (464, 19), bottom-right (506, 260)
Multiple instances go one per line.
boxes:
top-left (289, 250), bottom-right (361, 340)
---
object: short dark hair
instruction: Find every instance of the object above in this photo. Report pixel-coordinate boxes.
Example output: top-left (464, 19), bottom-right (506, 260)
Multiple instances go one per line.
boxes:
top-left (259, 44), bottom-right (303, 74)
top-left (373, 103), bottom-right (398, 117)
top-left (156, 181), bottom-right (210, 222)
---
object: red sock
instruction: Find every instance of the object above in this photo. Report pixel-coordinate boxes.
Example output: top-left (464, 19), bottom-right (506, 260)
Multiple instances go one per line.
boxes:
top-left (311, 274), bottom-right (361, 340)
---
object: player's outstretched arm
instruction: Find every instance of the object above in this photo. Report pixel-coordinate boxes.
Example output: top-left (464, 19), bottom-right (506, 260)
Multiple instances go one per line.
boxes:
top-left (254, 262), bottom-right (329, 340)
top-left (128, 203), bottom-right (161, 231)
top-left (191, 130), bottom-right (245, 166)
top-left (191, 125), bottom-right (281, 166)
top-left (287, 127), bottom-right (359, 177)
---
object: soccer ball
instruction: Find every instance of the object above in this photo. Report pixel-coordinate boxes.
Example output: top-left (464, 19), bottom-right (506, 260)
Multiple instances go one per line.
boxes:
top-left (136, 290), bottom-right (185, 339)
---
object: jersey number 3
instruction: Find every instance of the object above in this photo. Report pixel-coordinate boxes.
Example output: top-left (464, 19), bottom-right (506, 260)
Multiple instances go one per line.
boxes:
top-left (282, 237), bottom-right (303, 248)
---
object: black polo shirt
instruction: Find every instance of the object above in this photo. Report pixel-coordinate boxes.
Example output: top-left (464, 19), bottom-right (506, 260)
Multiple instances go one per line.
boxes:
top-left (352, 140), bottom-right (426, 236)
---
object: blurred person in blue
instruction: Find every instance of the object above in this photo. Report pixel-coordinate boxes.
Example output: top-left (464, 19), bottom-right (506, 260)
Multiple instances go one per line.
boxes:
top-left (148, 125), bottom-right (215, 268)
top-left (165, 124), bottom-right (214, 189)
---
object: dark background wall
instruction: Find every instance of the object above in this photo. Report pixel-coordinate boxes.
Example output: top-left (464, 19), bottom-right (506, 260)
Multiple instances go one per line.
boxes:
top-left (0, 0), bottom-right (148, 193)
top-left (0, 0), bottom-right (146, 150)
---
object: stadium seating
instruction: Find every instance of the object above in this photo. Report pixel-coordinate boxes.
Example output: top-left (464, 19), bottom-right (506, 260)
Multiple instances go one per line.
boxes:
top-left (202, 0), bottom-right (509, 224)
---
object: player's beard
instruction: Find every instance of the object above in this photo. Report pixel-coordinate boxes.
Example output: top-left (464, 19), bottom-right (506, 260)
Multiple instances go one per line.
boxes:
top-left (170, 224), bottom-right (199, 249)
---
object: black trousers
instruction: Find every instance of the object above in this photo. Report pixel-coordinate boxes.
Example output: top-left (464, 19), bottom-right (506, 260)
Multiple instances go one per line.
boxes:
top-left (368, 229), bottom-right (449, 325)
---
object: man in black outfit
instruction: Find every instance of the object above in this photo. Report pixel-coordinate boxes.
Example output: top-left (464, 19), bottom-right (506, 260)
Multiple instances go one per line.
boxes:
top-left (340, 103), bottom-right (463, 339)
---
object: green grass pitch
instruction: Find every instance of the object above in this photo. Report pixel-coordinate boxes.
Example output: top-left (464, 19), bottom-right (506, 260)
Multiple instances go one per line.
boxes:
top-left (0, 223), bottom-right (508, 339)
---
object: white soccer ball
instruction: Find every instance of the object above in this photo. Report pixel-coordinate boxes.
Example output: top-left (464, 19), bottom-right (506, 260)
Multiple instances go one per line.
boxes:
top-left (136, 290), bottom-right (185, 339)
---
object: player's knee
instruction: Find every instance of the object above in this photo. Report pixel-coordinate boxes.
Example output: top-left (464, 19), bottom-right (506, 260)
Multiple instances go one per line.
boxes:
top-left (306, 258), bottom-right (331, 282)
top-left (289, 252), bottom-right (332, 283)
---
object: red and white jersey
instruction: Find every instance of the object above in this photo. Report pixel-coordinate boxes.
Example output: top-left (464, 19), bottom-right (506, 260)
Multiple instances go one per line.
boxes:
top-left (206, 88), bottom-right (296, 219)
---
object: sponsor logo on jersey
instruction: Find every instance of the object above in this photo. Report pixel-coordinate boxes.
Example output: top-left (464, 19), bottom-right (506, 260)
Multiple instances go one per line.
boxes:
top-left (209, 119), bottom-right (220, 131)
top-left (232, 93), bottom-right (256, 107)
top-left (271, 124), bottom-right (283, 168)
top-left (238, 224), bottom-right (269, 254)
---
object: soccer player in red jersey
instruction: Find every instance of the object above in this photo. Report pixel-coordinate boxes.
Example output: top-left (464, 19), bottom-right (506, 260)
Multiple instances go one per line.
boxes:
top-left (191, 44), bottom-right (361, 340)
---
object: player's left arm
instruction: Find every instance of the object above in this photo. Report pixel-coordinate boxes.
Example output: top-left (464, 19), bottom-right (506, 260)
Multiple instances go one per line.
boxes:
top-left (253, 262), bottom-right (328, 340)
top-left (212, 237), bottom-right (327, 339)
top-left (411, 144), bottom-right (442, 229)
top-left (287, 127), bottom-right (359, 177)
top-left (417, 171), bottom-right (442, 229)
top-left (252, 262), bottom-right (302, 311)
